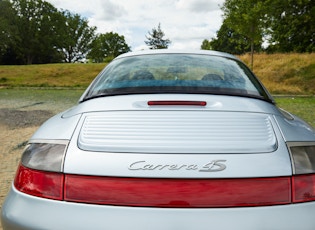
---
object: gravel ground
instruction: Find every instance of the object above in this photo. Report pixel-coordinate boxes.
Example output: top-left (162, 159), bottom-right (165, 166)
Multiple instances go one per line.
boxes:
top-left (0, 89), bottom-right (82, 229)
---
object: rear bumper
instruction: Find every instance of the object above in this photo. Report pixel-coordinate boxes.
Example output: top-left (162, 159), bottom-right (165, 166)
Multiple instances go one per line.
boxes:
top-left (2, 185), bottom-right (315, 230)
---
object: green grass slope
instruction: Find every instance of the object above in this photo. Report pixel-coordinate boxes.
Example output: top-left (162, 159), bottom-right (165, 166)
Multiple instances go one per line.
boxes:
top-left (0, 53), bottom-right (314, 95)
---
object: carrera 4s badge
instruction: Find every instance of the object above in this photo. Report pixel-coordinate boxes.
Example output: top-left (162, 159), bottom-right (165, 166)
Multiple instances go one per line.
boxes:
top-left (128, 160), bottom-right (227, 172)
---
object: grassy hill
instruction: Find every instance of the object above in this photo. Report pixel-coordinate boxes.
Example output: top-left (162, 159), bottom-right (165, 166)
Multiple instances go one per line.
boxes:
top-left (0, 63), bottom-right (105, 88)
top-left (0, 53), bottom-right (314, 95)
top-left (240, 53), bottom-right (315, 95)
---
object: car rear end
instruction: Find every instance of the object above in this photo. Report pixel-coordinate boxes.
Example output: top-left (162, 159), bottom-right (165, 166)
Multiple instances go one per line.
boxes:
top-left (2, 93), bottom-right (315, 230)
top-left (2, 51), bottom-right (315, 229)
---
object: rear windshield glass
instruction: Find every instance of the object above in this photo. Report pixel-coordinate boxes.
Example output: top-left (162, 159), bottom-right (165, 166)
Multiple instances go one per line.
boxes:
top-left (83, 53), bottom-right (270, 101)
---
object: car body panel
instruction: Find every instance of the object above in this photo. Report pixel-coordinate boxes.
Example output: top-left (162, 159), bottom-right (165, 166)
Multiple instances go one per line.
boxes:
top-left (31, 112), bottom-right (81, 140)
top-left (3, 187), bottom-right (315, 230)
top-left (63, 101), bottom-right (292, 178)
top-left (274, 114), bottom-right (315, 142)
top-left (64, 145), bottom-right (292, 178)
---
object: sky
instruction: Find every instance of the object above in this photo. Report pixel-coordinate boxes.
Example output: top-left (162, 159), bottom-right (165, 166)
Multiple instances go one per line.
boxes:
top-left (46, 0), bottom-right (225, 51)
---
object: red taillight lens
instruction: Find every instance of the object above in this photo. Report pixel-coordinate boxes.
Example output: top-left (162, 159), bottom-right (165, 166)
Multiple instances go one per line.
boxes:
top-left (148, 100), bottom-right (207, 106)
top-left (14, 164), bottom-right (64, 200)
top-left (16, 167), bottom-right (315, 207)
top-left (292, 174), bottom-right (315, 203)
top-left (64, 175), bottom-right (291, 208)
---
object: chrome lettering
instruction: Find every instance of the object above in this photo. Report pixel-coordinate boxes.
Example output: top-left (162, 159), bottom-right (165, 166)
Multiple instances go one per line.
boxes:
top-left (128, 160), bottom-right (226, 172)
top-left (199, 160), bottom-right (227, 172)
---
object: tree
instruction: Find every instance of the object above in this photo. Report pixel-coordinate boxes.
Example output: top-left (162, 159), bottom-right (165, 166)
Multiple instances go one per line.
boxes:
top-left (222, 0), bottom-right (267, 69)
top-left (201, 39), bottom-right (211, 50)
top-left (208, 0), bottom-right (313, 56)
top-left (88, 32), bottom-right (131, 62)
top-left (0, 0), bottom-right (19, 64)
top-left (145, 23), bottom-right (171, 49)
top-left (201, 19), bottom-right (262, 55)
top-left (10, 0), bottom-right (62, 64)
top-left (265, 0), bottom-right (314, 53)
top-left (57, 10), bottom-right (96, 63)
top-left (0, 0), bottom-right (12, 55)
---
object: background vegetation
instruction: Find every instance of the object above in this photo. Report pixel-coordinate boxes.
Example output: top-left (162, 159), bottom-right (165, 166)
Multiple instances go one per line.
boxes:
top-left (275, 96), bottom-right (314, 127)
top-left (0, 0), bottom-right (130, 64)
top-left (201, 0), bottom-right (314, 69)
top-left (0, 63), bottom-right (104, 87)
top-left (0, 53), bottom-right (314, 95)
top-left (1, 0), bottom-right (314, 65)
top-left (240, 53), bottom-right (315, 95)
top-left (202, 0), bottom-right (314, 54)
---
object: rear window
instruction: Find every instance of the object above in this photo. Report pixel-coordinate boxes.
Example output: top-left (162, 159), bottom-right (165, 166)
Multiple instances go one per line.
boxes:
top-left (83, 53), bottom-right (271, 101)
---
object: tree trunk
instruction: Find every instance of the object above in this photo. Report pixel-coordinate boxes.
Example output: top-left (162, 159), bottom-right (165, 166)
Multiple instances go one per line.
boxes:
top-left (26, 54), bottom-right (33, 65)
top-left (250, 40), bottom-right (254, 70)
top-left (250, 24), bottom-right (255, 70)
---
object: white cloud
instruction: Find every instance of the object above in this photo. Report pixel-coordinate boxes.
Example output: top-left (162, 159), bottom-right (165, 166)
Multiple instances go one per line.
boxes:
top-left (176, 0), bottom-right (222, 12)
top-left (96, 0), bottom-right (127, 21)
top-left (46, 0), bottom-right (224, 50)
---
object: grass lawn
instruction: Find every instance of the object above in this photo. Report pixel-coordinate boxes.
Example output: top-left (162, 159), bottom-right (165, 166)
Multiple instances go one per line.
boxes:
top-left (275, 96), bottom-right (315, 127)
top-left (0, 88), bottom-right (84, 114)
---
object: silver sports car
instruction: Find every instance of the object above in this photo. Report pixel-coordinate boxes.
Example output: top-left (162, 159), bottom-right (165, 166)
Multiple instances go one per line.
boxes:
top-left (2, 50), bottom-right (315, 230)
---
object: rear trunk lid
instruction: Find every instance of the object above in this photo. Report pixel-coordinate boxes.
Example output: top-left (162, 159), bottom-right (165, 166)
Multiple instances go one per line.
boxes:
top-left (78, 110), bottom-right (277, 154)
top-left (64, 94), bottom-right (291, 178)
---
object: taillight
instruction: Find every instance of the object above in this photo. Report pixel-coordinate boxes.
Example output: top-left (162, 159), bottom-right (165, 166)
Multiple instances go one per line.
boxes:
top-left (148, 100), bottom-right (207, 106)
top-left (14, 164), bottom-right (64, 200)
top-left (21, 142), bottom-right (67, 172)
top-left (14, 141), bottom-right (68, 200)
top-left (289, 142), bottom-right (315, 203)
top-left (64, 175), bottom-right (291, 208)
top-left (13, 141), bottom-right (315, 207)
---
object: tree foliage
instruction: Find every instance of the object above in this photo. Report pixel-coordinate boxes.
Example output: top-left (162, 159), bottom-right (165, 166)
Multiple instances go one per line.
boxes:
top-left (221, 0), bottom-right (267, 69)
top-left (265, 0), bottom-right (315, 53)
top-left (8, 0), bottom-right (63, 64)
top-left (57, 10), bottom-right (96, 63)
top-left (0, 0), bottom-right (19, 64)
top-left (201, 19), bottom-right (262, 55)
top-left (0, 1), bottom-right (13, 53)
top-left (0, 0), bottom-right (131, 65)
top-left (88, 32), bottom-right (131, 63)
top-left (200, 39), bottom-right (211, 50)
top-left (145, 23), bottom-right (171, 49)
top-left (207, 0), bottom-right (314, 60)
